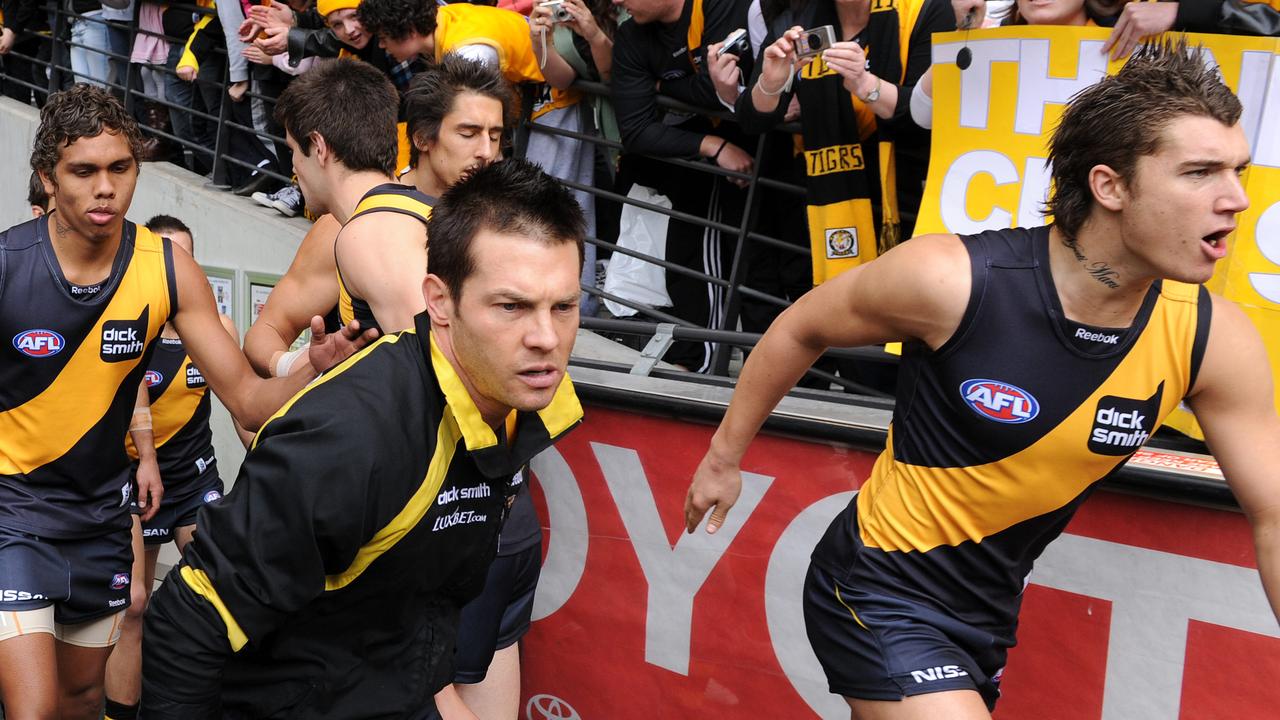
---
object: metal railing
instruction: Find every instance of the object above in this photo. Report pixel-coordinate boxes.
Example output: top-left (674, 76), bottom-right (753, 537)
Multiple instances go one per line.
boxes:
top-left (1, 3), bottom-right (897, 394)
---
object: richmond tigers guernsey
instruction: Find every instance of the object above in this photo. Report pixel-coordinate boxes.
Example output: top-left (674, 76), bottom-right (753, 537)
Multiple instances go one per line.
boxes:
top-left (336, 183), bottom-right (435, 335)
top-left (126, 337), bottom-right (216, 489)
top-left (812, 225), bottom-right (1211, 639)
top-left (0, 216), bottom-right (176, 538)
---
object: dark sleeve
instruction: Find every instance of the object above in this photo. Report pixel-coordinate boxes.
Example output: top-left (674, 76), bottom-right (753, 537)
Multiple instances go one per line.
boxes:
top-left (1174, 0), bottom-right (1225, 30)
top-left (611, 22), bottom-right (708, 157)
top-left (294, 7), bottom-right (327, 30)
top-left (892, 0), bottom-right (954, 123)
top-left (286, 26), bottom-right (344, 65)
top-left (1217, 0), bottom-right (1280, 35)
top-left (139, 403), bottom-right (378, 718)
top-left (686, 0), bottom-right (755, 104)
top-left (2, 0), bottom-right (47, 38)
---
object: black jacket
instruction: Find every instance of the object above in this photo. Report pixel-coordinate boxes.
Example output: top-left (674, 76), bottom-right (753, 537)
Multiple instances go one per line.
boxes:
top-left (140, 312), bottom-right (583, 719)
top-left (611, 0), bottom-right (754, 157)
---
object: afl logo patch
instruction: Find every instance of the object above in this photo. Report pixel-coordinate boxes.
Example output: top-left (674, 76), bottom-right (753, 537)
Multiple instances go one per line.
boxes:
top-left (110, 573), bottom-right (130, 590)
top-left (144, 370), bottom-right (163, 387)
top-left (960, 379), bottom-right (1039, 424)
top-left (203, 490), bottom-right (222, 504)
top-left (13, 329), bottom-right (65, 357)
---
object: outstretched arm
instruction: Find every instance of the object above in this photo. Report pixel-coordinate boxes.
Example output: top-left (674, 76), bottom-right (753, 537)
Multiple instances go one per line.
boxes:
top-left (684, 234), bottom-right (971, 533)
top-left (243, 214), bottom-right (343, 377)
top-left (1187, 295), bottom-right (1280, 622)
top-left (171, 248), bottom-right (372, 430)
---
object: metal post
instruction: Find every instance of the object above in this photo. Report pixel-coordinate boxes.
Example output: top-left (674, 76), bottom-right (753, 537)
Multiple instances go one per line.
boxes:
top-left (122, 0), bottom-right (140, 115)
top-left (48, 2), bottom-right (67, 96)
top-left (209, 58), bottom-right (233, 188)
top-left (709, 132), bottom-right (769, 376)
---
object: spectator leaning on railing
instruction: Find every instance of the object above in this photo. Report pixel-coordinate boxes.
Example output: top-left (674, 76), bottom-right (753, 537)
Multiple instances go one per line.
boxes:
top-left (610, 0), bottom-right (755, 373)
top-left (0, 0), bottom-right (54, 107)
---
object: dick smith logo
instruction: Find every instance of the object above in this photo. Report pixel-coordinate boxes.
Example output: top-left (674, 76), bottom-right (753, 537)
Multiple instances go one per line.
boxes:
top-left (960, 379), bottom-right (1040, 424)
top-left (1088, 384), bottom-right (1163, 456)
top-left (101, 308), bottom-right (149, 362)
top-left (186, 364), bottom-right (207, 388)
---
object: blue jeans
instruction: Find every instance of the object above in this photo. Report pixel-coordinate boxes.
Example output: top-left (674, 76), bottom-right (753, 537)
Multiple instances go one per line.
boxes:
top-left (164, 43), bottom-right (196, 168)
top-left (69, 11), bottom-right (110, 87)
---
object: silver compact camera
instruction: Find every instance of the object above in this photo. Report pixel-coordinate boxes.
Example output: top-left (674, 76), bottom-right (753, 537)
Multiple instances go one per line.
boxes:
top-left (797, 25), bottom-right (836, 59)
top-left (540, 0), bottom-right (574, 23)
top-left (718, 28), bottom-right (749, 58)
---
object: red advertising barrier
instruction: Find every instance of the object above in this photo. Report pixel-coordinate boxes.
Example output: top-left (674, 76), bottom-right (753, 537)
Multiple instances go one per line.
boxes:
top-left (521, 406), bottom-right (1280, 719)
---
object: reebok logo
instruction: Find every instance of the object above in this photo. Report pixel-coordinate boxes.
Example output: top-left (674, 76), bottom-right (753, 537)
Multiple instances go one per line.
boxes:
top-left (1088, 383), bottom-right (1163, 456)
top-left (909, 665), bottom-right (969, 684)
top-left (100, 308), bottom-right (149, 362)
top-left (1075, 327), bottom-right (1120, 345)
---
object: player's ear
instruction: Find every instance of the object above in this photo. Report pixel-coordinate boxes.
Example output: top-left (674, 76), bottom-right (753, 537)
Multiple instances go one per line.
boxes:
top-left (423, 274), bottom-right (453, 327)
top-left (1088, 163), bottom-right (1127, 212)
top-left (38, 169), bottom-right (57, 194)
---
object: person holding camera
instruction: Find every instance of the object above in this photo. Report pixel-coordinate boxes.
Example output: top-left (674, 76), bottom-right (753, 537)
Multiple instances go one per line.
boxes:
top-left (528, 0), bottom-right (617, 316)
top-left (732, 0), bottom-right (953, 286)
top-left (610, 0), bottom-right (755, 372)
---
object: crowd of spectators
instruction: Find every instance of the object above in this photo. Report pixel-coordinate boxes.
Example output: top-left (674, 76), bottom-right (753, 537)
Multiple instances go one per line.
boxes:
top-left (2, 0), bottom-right (1277, 375)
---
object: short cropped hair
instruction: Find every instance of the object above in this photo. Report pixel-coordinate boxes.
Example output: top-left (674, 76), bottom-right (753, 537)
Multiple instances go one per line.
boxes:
top-left (403, 54), bottom-right (517, 169)
top-left (31, 85), bottom-right (144, 181)
top-left (1047, 38), bottom-right (1243, 242)
top-left (146, 214), bottom-right (193, 243)
top-left (357, 0), bottom-right (438, 41)
top-left (28, 172), bottom-right (49, 212)
top-left (274, 58), bottom-right (398, 175)
top-left (428, 159), bottom-right (585, 300)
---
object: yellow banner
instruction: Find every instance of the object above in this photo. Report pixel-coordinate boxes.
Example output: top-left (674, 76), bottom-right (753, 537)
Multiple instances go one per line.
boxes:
top-left (916, 27), bottom-right (1280, 438)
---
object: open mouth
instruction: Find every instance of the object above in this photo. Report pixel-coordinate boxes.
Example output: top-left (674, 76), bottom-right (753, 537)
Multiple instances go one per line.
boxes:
top-left (518, 367), bottom-right (559, 388)
top-left (1202, 229), bottom-right (1230, 248)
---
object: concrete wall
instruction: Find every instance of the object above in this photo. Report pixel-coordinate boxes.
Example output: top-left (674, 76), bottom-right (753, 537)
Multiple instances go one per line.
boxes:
top-left (1, 97), bottom-right (310, 511)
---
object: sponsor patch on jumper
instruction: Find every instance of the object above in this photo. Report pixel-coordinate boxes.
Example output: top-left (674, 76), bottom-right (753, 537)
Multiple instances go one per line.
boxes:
top-left (203, 489), bottom-right (222, 503)
top-left (100, 309), bottom-right (149, 362)
top-left (186, 364), bottom-right (207, 388)
top-left (144, 370), bottom-right (163, 387)
top-left (1088, 384), bottom-right (1163, 456)
top-left (960, 378), bottom-right (1040, 424)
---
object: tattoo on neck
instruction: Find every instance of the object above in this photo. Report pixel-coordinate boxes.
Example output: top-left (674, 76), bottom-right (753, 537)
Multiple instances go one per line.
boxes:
top-left (1086, 261), bottom-right (1120, 289)
top-left (54, 214), bottom-right (70, 239)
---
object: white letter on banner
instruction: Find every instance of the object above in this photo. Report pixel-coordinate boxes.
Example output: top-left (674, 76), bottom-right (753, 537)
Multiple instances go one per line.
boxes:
top-left (1033, 533), bottom-right (1280, 720)
top-left (1014, 39), bottom-right (1108, 135)
top-left (940, 150), bottom-right (1019, 233)
top-left (1252, 54), bottom-right (1280, 169)
top-left (1235, 51), bottom-right (1274, 154)
top-left (591, 442), bottom-right (773, 675)
top-left (765, 492), bottom-right (854, 719)
top-left (530, 447), bottom-right (589, 621)
top-left (1018, 157), bottom-right (1052, 227)
top-left (1248, 202), bottom-right (1280, 305)
top-left (930, 39), bottom-right (1020, 130)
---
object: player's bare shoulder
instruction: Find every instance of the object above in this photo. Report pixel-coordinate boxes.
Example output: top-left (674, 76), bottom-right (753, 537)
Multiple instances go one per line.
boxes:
top-left (859, 233), bottom-right (972, 349)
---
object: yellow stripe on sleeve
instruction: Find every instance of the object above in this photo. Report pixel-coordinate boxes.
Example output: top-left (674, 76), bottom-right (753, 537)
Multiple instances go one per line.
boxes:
top-left (179, 565), bottom-right (248, 651)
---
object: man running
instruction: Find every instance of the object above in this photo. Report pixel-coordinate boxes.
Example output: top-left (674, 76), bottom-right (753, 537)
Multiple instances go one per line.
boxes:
top-left (685, 39), bottom-right (1280, 719)
top-left (141, 159), bottom-right (587, 719)
top-left (0, 84), bottom-right (367, 720)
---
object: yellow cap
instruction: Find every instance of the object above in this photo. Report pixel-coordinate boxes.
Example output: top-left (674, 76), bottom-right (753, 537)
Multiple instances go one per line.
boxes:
top-left (317, 0), bottom-right (361, 18)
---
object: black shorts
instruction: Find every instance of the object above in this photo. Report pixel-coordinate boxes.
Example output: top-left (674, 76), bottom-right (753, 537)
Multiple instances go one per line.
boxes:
top-left (140, 470), bottom-right (224, 546)
top-left (803, 563), bottom-right (1005, 711)
top-left (451, 540), bottom-right (542, 684)
top-left (0, 524), bottom-right (133, 624)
